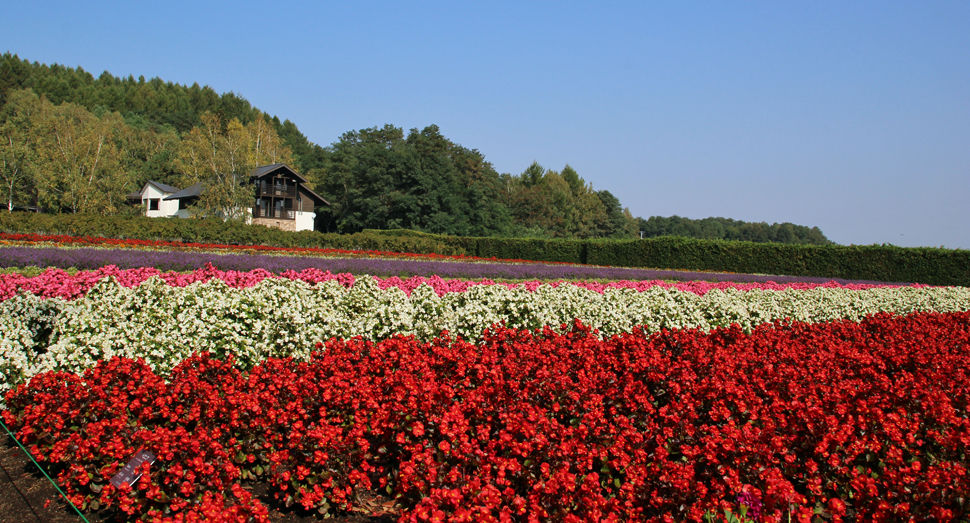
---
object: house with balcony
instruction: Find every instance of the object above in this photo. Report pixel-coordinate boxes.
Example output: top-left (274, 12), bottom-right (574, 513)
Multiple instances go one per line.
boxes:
top-left (129, 164), bottom-right (329, 232)
top-left (250, 163), bottom-right (329, 232)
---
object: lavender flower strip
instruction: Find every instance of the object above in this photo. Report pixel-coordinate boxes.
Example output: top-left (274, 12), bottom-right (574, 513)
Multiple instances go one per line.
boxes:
top-left (0, 246), bottom-right (903, 285)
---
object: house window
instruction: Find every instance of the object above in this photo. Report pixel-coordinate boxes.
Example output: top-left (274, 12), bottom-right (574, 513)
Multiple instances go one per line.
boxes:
top-left (149, 199), bottom-right (160, 211)
top-left (179, 199), bottom-right (189, 210)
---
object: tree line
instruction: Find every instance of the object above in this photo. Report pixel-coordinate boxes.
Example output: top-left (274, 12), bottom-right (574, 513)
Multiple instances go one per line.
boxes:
top-left (0, 52), bottom-right (324, 186)
top-left (311, 124), bottom-right (637, 238)
top-left (638, 215), bottom-right (831, 245)
top-left (0, 88), bottom-right (295, 217)
top-left (0, 52), bottom-right (831, 244)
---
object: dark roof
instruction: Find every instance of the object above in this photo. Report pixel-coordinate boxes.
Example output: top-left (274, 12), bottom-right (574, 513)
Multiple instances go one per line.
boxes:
top-left (147, 181), bottom-right (181, 194)
top-left (252, 163), bottom-right (329, 206)
top-left (301, 186), bottom-right (330, 206)
top-left (250, 163), bottom-right (309, 183)
top-left (163, 182), bottom-right (204, 200)
top-left (129, 181), bottom-right (181, 201)
top-left (156, 167), bottom-right (330, 206)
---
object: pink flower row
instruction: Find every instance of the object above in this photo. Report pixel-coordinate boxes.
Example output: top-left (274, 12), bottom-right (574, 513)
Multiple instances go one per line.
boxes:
top-left (0, 263), bottom-right (918, 302)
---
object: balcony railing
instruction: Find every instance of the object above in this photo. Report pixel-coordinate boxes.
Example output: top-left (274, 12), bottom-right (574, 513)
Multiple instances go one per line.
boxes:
top-left (256, 186), bottom-right (298, 198)
top-left (253, 208), bottom-right (295, 220)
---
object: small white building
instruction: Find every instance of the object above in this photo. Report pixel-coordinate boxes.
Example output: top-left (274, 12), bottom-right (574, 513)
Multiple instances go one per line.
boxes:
top-left (127, 181), bottom-right (182, 218)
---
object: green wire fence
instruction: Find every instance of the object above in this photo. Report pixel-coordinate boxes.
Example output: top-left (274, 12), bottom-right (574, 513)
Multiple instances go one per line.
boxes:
top-left (0, 416), bottom-right (91, 523)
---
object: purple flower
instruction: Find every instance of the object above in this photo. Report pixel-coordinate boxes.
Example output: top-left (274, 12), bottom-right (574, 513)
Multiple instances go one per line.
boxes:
top-left (736, 491), bottom-right (763, 520)
top-left (0, 245), bottom-right (905, 285)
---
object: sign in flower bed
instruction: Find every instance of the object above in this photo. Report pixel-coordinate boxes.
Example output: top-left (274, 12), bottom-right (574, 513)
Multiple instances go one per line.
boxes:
top-left (4, 313), bottom-right (969, 522)
top-left (3, 266), bottom-right (968, 395)
top-left (1, 235), bottom-right (966, 521)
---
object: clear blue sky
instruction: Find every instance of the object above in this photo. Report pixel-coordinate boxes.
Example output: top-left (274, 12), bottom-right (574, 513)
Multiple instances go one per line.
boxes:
top-left (4, 1), bottom-right (969, 248)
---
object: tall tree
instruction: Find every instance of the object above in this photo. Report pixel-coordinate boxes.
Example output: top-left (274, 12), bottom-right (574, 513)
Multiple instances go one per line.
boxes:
top-left (596, 190), bottom-right (635, 238)
top-left (556, 164), bottom-right (610, 238)
top-left (401, 125), bottom-right (472, 234)
top-left (30, 99), bottom-right (130, 214)
top-left (0, 124), bottom-right (32, 211)
top-left (449, 142), bottom-right (511, 237)
top-left (504, 163), bottom-right (615, 238)
top-left (176, 112), bottom-right (293, 220)
top-left (0, 90), bottom-right (41, 211)
top-left (120, 113), bottom-right (180, 187)
top-left (176, 113), bottom-right (251, 220)
top-left (247, 111), bottom-right (293, 168)
top-left (505, 162), bottom-right (557, 235)
top-left (313, 124), bottom-right (510, 236)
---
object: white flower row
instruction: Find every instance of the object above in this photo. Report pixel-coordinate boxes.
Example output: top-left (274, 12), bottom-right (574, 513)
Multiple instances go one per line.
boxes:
top-left (2, 275), bottom-right (969, 396)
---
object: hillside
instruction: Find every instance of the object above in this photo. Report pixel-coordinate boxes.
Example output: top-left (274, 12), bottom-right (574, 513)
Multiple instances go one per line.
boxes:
top-left (0, 52), bottom-right (830, 244)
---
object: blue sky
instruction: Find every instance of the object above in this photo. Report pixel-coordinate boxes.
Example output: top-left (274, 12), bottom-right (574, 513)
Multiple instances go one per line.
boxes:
top-left (5, 1), bottom-right (969, 248)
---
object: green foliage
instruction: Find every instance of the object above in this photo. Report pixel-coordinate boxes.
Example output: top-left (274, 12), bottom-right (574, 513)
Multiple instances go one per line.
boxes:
top-left (312, 124), bottom-right (512, 237)
top-left (500, 162), bottom-right (624, 239)
top-left (638, 215), bottom-right (832, 245)
top-left (0, 91), bottom-right (35, 211)
top-left (470, 236), bottom-right (587, 263)
top-left (175, 112), bottom-right (294, 220)
top-left (0, 89), bottom-right (136, 214)
top-left (0, 53), bottom-right (837, 245)
top-left (703, 508), bottom-right (758, 523)
top-left (586, 236), bottom-right (970, 286)
top-left (597, 189), bottom-right (634, 238)
top-left (0, 213), bottom-right (467, 256)
top-left (0, 52), bottom-right (317, 173)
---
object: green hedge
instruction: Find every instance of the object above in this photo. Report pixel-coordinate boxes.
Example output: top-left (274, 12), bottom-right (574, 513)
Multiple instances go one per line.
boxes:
top-left (2, 213), bottom-right (968, 286)
top-left (585, 237), bottom-right (970, 286)
top-left (365, 229), bottom-right (586, 264)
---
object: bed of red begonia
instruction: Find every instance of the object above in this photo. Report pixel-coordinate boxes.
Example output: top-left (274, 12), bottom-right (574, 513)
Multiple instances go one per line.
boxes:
top-left (3, 312), bottom-right (969, 523)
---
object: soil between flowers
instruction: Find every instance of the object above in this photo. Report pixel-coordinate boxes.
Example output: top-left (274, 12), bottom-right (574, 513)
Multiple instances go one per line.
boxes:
top-left (1, 432), bottom-right (88, 523)
top-left (0, 433), bottom-right (396, 523)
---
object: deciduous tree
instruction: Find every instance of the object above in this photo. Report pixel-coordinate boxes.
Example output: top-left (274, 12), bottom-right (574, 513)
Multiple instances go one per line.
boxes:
top-left (176, 112), bottom-right (294, 220)
top-left (30, 98), bottom-right (131, 214)
top-left (0, 89), bottom-right (41, 211)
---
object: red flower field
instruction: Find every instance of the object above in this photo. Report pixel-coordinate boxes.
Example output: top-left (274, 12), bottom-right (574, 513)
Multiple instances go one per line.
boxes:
top-left (3, 312), bottom-right (968, 522)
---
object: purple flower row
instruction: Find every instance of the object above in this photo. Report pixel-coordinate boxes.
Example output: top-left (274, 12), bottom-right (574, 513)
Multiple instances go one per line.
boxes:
top-left (0, 245), bottom-right (904, 285)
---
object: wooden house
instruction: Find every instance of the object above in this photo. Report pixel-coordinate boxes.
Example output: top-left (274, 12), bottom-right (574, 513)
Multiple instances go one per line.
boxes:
top-left (250, 163), bottom-right (329, 232)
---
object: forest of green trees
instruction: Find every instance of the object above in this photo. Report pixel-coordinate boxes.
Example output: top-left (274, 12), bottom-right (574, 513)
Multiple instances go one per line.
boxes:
top-left (638, 216), bottom-right (830, 245)
top-left (0, 52), bottom-right (831, 244)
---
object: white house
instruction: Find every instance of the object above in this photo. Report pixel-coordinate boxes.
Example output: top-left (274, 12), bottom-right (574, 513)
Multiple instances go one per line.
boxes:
top-left (127, 181), bottom-right (181, 218)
